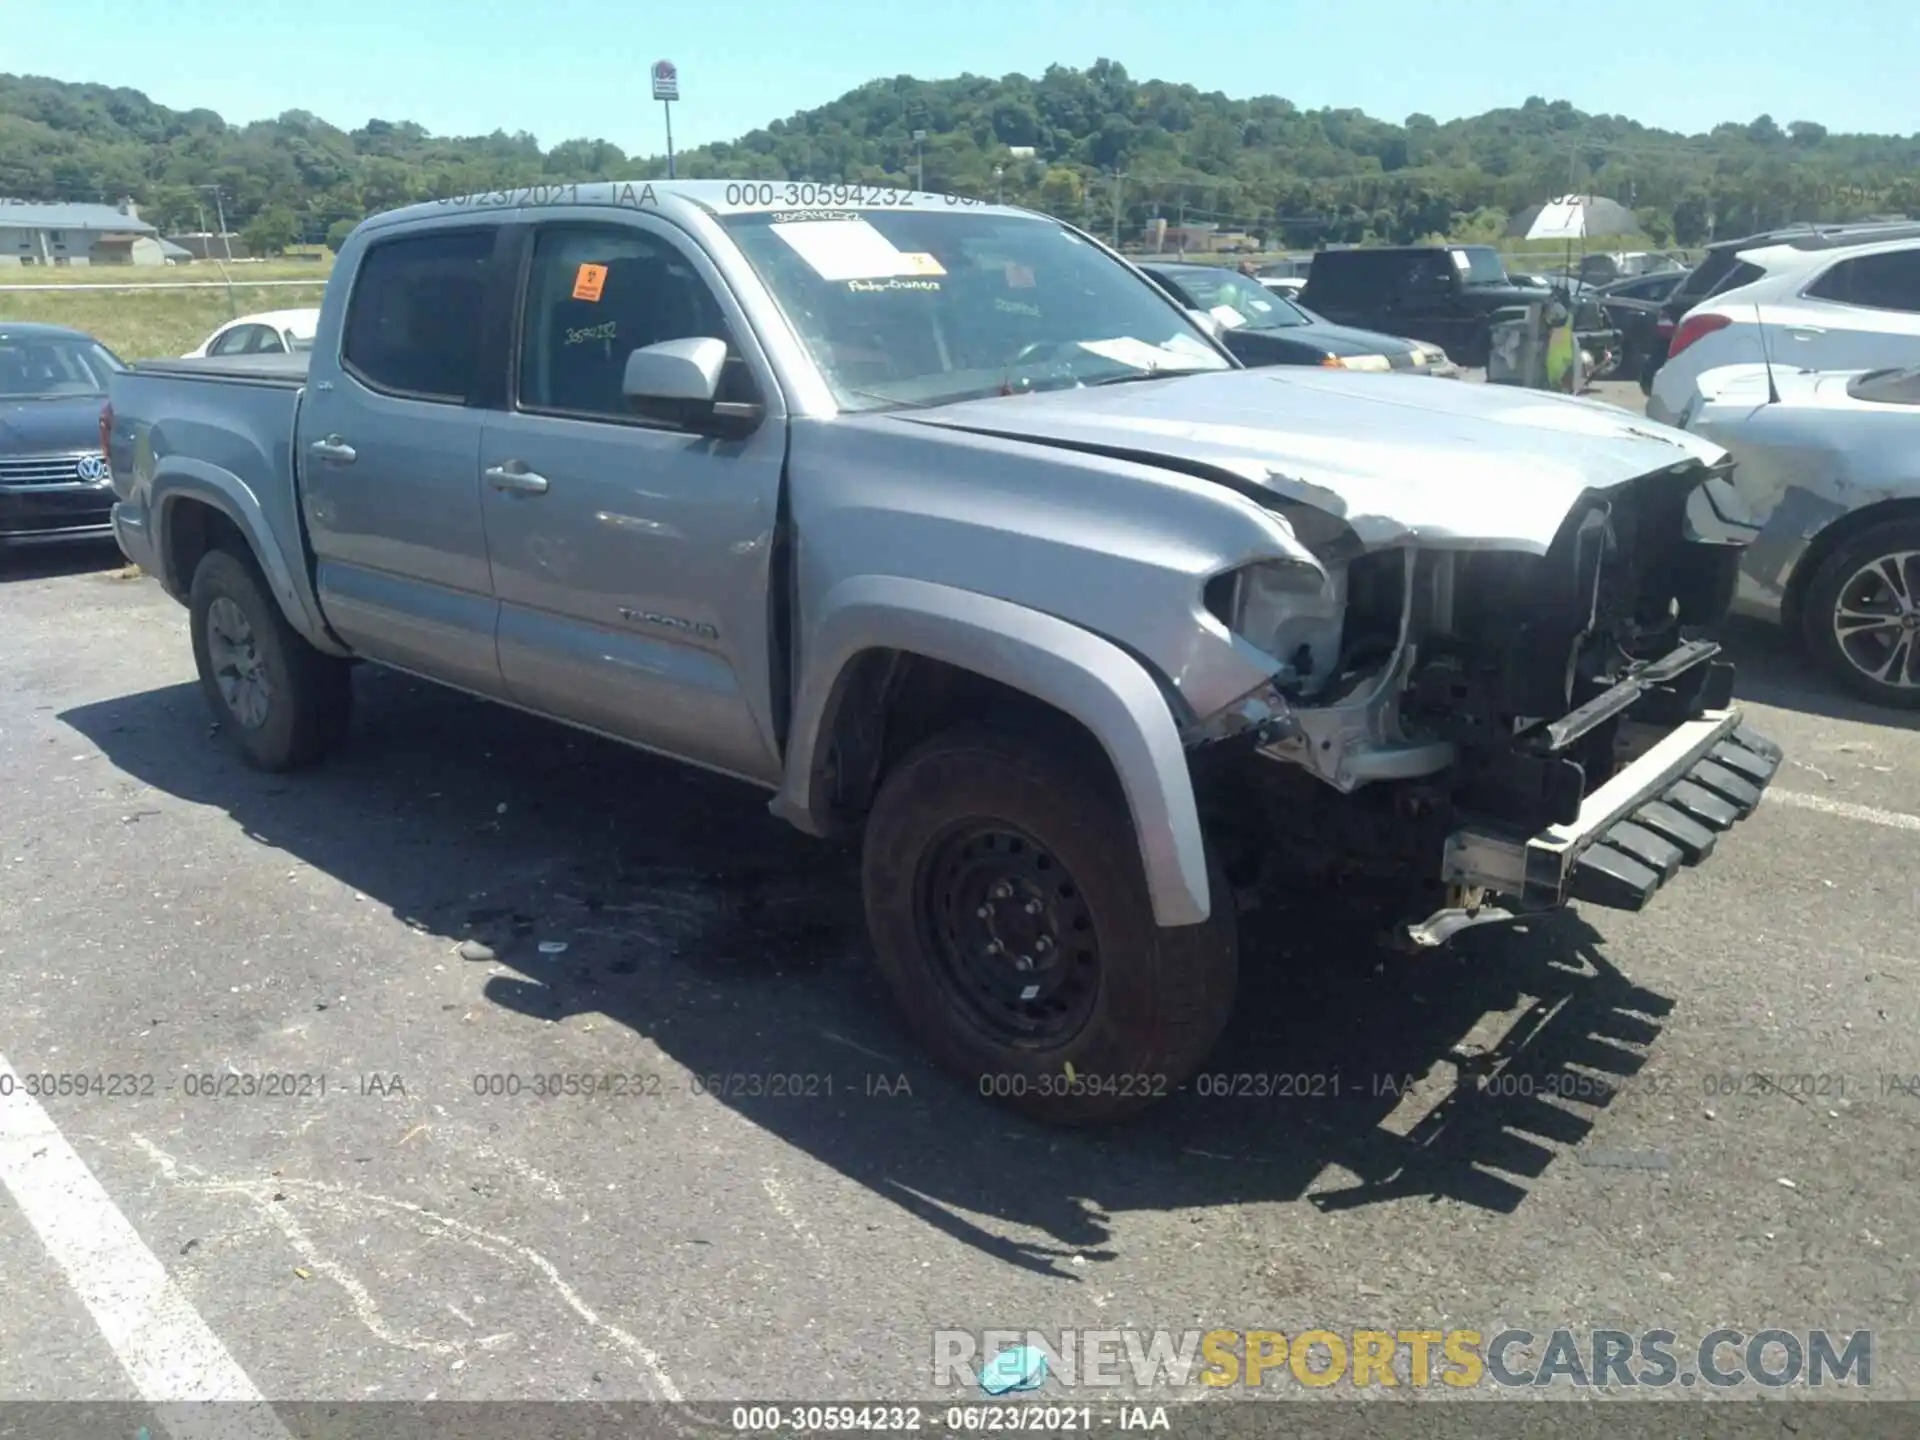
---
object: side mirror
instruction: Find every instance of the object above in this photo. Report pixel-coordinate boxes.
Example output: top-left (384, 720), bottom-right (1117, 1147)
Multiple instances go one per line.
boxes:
top-left (622, 336), bottom-right (764, 439)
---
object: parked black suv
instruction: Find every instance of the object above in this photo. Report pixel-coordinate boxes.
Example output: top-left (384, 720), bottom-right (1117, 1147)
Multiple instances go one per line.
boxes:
top-left (1638, 219), bottom-right (1920, 393)
top-left (1299, 245), bottom-right (1548, 367)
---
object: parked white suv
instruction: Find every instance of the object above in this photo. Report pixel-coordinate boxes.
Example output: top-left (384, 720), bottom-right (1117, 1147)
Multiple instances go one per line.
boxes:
top-left (1649, 235), bottom-right (1920, 424)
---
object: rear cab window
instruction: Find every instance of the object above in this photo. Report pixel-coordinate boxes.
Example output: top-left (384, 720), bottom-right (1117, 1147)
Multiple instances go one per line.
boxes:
top-left (1804, 248), bottom-right (1920, 313)
top-left (341, 229), bottom-right (496, 402)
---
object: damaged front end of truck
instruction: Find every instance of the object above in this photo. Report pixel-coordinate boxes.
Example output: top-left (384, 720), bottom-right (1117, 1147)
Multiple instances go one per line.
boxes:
top-left (1183, 454), bottom-right (1783, 946)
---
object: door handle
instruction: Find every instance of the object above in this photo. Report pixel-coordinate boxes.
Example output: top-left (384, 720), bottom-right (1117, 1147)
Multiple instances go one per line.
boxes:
top-left (1785, 326), bottom-right (1825, 338)
top-left (485, 463), bottom-right (550, 495)
top-left (308, 435), bottom-right (356, 464)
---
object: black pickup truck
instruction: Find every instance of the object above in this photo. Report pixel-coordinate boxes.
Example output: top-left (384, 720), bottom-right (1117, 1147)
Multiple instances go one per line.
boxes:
top-left (1300, 245), bottom-right (1551, 368)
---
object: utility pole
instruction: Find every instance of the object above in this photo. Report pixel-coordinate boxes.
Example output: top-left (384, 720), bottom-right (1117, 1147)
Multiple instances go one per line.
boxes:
top-left (1111, 170), bottom-right (1125, 248)
top-left (199, 184), bottom-right (237, 317)
top-left (994, 164), bottom-right (1004, 204)
top-left (912, 130), bottom-right (927, 192)
top-left (199, 185), bottom-right (234, 261)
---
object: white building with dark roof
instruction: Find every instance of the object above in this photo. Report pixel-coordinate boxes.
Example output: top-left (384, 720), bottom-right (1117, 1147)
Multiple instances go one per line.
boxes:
top-left (0, 198), bottom-right (168, 266)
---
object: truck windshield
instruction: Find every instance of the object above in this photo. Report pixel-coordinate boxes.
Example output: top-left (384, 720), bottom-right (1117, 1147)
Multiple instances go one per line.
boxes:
top-left (1456, 247), bottom-right (1511, 287)
top-left (1166, 269), bottom-right (1313, 331)
top-left (718, 210), bottom-right (1231, 410)
top-left (0, 335), bottom-right (123, 399)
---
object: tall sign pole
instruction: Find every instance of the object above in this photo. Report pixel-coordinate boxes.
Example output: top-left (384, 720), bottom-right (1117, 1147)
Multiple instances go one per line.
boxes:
top-left (652, 60), bottom-right (680, 179)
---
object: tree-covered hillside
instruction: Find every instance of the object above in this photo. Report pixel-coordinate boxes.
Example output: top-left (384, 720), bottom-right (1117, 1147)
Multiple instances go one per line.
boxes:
top-left (4, 63), bottom-right (1916, 252)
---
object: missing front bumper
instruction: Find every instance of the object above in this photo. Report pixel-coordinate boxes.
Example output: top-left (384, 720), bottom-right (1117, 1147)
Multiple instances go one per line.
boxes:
top-left (1439, 710), bottom-right (1782, 913)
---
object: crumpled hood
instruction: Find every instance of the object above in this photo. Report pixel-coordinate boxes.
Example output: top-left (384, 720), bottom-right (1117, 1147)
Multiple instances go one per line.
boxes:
top-left (898, 367), bottom-right (1726, 552)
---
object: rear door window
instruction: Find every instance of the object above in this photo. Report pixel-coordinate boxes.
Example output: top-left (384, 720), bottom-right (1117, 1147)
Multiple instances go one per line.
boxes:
top-left (1309, 251), bottom-right (1397, 302)
top-left (341, 229), bottom-right (496, 402)
top-left (1402, 252), bottom-right (1457, 299)
top-left (1805, 250), bottom-right (1920, 313)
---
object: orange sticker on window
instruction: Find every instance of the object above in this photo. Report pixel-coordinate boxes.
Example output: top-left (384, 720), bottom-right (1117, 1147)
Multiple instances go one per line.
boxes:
top-left (572, 263), bottom-right (608, 302)
top-left (898, 251), bottom-right (947, 276)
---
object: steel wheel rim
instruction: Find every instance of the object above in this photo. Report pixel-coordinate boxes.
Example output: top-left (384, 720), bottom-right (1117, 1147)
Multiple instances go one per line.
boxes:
top-left (916, 820), bottom-right (1100, 1050)
top-left (1832, 549), bottom-right (1920, 690)
top-left (206, 596), bottom-right (273, 729)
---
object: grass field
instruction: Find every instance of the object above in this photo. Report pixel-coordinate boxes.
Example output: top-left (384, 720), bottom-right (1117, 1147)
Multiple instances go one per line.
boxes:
top-left (0, 262), bottom-right (332, 359)
top-left (0, 258), bottom-right (334, 287)
top-left (1, 283), bottom-right (326, 359)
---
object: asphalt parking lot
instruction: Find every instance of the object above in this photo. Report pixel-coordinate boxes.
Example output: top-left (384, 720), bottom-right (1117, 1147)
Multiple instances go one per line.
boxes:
top-left (3, 381), bottom-right (1918, 1415)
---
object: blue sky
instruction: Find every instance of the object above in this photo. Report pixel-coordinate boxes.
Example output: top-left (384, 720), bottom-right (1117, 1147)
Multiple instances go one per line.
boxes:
top-left (10, 0), bottom-right (1918, 155)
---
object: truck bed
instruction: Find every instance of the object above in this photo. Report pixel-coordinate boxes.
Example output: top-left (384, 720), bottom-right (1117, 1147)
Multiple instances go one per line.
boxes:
top-left (132, 352), bottom-right (309, 387)
top-left (108, 357), bottom-right (309, 603)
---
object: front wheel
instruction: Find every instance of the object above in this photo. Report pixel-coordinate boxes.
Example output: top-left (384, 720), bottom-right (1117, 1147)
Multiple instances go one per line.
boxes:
top-left (1800, 520), bottom-right (1920, 709)
top-left (189, 547), bottom-right (353, 769)
top-left (861, 724), bottom-right (1239, 1125)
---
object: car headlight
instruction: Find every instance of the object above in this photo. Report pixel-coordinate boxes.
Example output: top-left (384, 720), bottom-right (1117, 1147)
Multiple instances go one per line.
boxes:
top-left (1321, 353), bottom-right (1391, 372)
top-left (1204, 557), bottom-right (1345, 691)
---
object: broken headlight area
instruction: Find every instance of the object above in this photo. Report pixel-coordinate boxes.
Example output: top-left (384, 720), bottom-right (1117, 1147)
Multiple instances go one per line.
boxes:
top-left (1201, 556), bottom-right (1343, 697)
top-left (1187, 459), bottom-right (1777, 936)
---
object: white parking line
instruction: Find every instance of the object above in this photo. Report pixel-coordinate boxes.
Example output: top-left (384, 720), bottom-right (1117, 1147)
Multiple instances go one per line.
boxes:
top-left (1767, 788), bottom-right (1920, 832)
top-left (0, 1051), bottom-right (291, 1439)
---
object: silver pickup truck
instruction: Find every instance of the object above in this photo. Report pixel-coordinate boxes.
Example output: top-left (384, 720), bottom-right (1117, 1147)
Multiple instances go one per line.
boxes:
top-left (105, 181), bottom-right (1781, 1124)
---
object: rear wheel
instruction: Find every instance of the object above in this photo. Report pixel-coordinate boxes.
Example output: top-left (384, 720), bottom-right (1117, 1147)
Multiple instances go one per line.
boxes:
top-left (189, 547), bottom-right (352, 769)
top-left (861, 724), bottom-right (1238, 1125)
top-left (1800, 520), bottom-right (1920, 709)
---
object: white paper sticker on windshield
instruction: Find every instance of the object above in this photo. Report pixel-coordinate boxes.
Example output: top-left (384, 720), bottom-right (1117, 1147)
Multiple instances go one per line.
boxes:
top-left (1452, 249), bottom-right (1472, 270)
top-left (770, 218), bottom-right (915, 281)
top-left (1160, 334), bottom-right (1216, 361)
top-left (1209, 304), bottom-right (1248, 329)
top-left (1078, 337), bottom-right (1175, 371)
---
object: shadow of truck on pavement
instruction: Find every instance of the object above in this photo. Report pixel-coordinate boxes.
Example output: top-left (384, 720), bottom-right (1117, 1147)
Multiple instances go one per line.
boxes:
top-left (63, 665), bottom-right (1673, 1276)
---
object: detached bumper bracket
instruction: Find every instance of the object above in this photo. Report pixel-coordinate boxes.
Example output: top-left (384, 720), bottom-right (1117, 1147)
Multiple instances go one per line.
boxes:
top-left (1667, 779), bottom-right (1742, 828)
top-left (1568, 843), bottom-right (1660, 909)
top-left (1443, 708), bottom-right (1782, 914)
top-left (1633, 800), bottom-right (1718, 862)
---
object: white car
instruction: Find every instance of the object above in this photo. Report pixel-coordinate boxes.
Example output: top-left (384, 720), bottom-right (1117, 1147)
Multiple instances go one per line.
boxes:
top-left (1257, 275), bottom-right (1306, 298)
top-left (1649, 235), bottom-right (1920, 424)
top-left (1676, 360), bottom-right (1920, 705)
top-left (183, 308), bottom-right (321, 359)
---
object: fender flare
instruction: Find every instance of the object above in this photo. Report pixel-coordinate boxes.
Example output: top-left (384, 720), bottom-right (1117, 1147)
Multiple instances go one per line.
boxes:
top-left (151, 461), bottom-right (347, 656)
top-left (770, 574), bottom-right (1213, 928)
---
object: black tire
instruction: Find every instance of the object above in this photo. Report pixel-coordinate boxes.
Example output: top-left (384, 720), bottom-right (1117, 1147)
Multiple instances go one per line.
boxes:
top-left (861, 723), bottom-right (1239, 1125)
top-left (188, 546), bottom-right (353, 769)
top-left (1799, 519), bottom-right (1920, 710)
